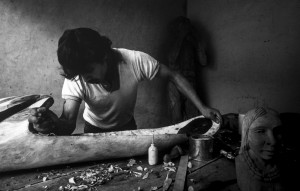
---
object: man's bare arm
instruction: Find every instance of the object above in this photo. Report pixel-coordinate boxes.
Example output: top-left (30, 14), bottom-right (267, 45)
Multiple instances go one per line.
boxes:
top-left (156, 64), bottom-right (222, 124)
top-left (53, 99), bottom-right (81, 135)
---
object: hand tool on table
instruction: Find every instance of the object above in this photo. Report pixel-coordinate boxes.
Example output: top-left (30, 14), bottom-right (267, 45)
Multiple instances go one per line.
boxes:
top-left (188, 155), bottom-right (223, 175)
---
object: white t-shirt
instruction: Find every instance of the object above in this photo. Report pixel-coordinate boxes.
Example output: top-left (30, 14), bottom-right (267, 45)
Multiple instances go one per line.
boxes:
top-left (61, 48), bottom-right (160, 129)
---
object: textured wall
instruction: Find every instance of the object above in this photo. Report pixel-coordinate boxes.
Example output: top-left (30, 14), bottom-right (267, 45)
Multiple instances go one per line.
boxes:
top-left (0, 0), bottom-right (185, 132)
top-left (188, 0), bottom-right (300, 114)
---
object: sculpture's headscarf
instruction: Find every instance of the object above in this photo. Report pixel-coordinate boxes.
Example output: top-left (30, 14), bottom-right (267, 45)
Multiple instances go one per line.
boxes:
top-left (239, 107), bottom-right (281, 181)
top-left (239, 107), bottom-right (281, 154)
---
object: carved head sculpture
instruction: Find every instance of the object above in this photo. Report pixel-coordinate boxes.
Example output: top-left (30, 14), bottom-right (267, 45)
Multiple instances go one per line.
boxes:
top-left (236, 107), bottom-right (284, 191)
top-left (240, 107), bottom-right (282, 162)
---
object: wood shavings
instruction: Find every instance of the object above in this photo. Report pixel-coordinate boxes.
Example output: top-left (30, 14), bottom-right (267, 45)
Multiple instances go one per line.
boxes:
top-left (142, 172), bottom-right (149, 179)
top-left (132, 171), bottom-right (142, 177)
top-left (127, 159), bottom-right (137, 167)
top-left (77, 185), bottom-right (88, 189)
top-left (108, 165), bottom-right (114, 172)
top-left (69, 177), bottom-right (76, 184)
top-left (163, 162), bottom-right (175, 167)
top-left (163, 166), bottom-right (176, 172)
top-left (137, 166), bottom-right (144, 171)
top-left (36, 159), bottom-right (169, 190)
top-left (163, 162), bottom-right (176, 172)
top-left (188, 161), bottom-right (192, 168)
top-left (58, 163), bottom-right (122, 190)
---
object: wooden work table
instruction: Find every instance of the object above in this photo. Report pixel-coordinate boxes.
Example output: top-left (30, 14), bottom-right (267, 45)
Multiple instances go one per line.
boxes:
top-left (0, 153), bottom-right (239, 191)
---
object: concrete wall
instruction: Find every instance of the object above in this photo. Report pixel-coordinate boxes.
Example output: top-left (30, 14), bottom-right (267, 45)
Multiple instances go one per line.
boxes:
top-left (187, 0), bottom-right (300, 114)
top-left (0, 0), bottom-right (185, 132)
top-left (2, 0), bottom-right (298, 132)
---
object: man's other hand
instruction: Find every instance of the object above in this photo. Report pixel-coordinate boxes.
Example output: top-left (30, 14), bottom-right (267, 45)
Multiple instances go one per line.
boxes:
top-left (201, 106), bottom-right (222, 125)
top-left (28, 107), bottom-right (58, 134)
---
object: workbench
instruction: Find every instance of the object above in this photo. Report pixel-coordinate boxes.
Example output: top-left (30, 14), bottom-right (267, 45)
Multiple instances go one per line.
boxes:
top-left (0, 95), bottom-right (241, 190)
top-left (0, 154), bottom-right (239, 191)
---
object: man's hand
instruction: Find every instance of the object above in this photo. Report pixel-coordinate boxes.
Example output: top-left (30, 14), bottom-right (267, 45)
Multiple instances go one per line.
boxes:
top-left (201, 106), bottom-right (222, 125)
top-left (28, 107), bottom-right (59, 134)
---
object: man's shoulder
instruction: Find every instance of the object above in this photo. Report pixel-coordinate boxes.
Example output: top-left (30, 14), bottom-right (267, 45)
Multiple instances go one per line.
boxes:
top-left (114, 48), bottom-right (136, 57)
top-left (114, 48), bottom-right (139, 66)
top-left (114, 48), bottom-right (148, 59)
top-left (114, 48), bottom-right (156, 69)
top-left (63, 76), bottom-right (80, 84)
top-left (63, 76), bottom-right (86, 89)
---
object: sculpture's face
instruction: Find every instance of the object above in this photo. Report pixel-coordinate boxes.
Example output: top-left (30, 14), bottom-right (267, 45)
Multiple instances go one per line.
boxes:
top-left (248, 113), bottom-right (282, 161)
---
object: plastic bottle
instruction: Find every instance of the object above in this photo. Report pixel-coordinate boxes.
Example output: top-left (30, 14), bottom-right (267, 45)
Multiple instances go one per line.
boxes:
top-left (148, 134), bottom-right (158, 165)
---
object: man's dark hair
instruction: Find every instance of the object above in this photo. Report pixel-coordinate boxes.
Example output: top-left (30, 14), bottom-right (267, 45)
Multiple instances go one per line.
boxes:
top-left (57, 28), bottom-right (112, 80)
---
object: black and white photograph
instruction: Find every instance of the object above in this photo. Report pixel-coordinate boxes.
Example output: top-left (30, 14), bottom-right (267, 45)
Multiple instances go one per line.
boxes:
top-left (0, 0), bottom-right (299, 190)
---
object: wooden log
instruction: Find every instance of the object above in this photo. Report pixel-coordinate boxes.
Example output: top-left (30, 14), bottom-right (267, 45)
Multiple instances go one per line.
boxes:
top-left (0, 95), bottom-right (41, 122)
top-left (0, 95), bottom-right (220, 172)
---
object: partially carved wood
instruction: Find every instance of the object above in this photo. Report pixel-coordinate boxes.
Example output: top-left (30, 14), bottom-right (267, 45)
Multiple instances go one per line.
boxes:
top-left (0, 95), bottom-right (220, 172)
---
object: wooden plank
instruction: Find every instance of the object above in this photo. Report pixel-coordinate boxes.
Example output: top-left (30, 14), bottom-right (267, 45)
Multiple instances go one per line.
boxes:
top-left (172, 155), bottom-right (189, 191)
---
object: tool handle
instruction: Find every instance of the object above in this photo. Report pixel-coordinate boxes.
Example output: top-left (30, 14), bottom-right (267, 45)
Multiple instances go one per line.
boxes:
top-left (41, 97), bottom-right (54, 110)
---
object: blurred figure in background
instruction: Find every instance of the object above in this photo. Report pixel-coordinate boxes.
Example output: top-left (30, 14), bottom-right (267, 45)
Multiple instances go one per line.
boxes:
top-left (166, 16), bottom-right (209, 124)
